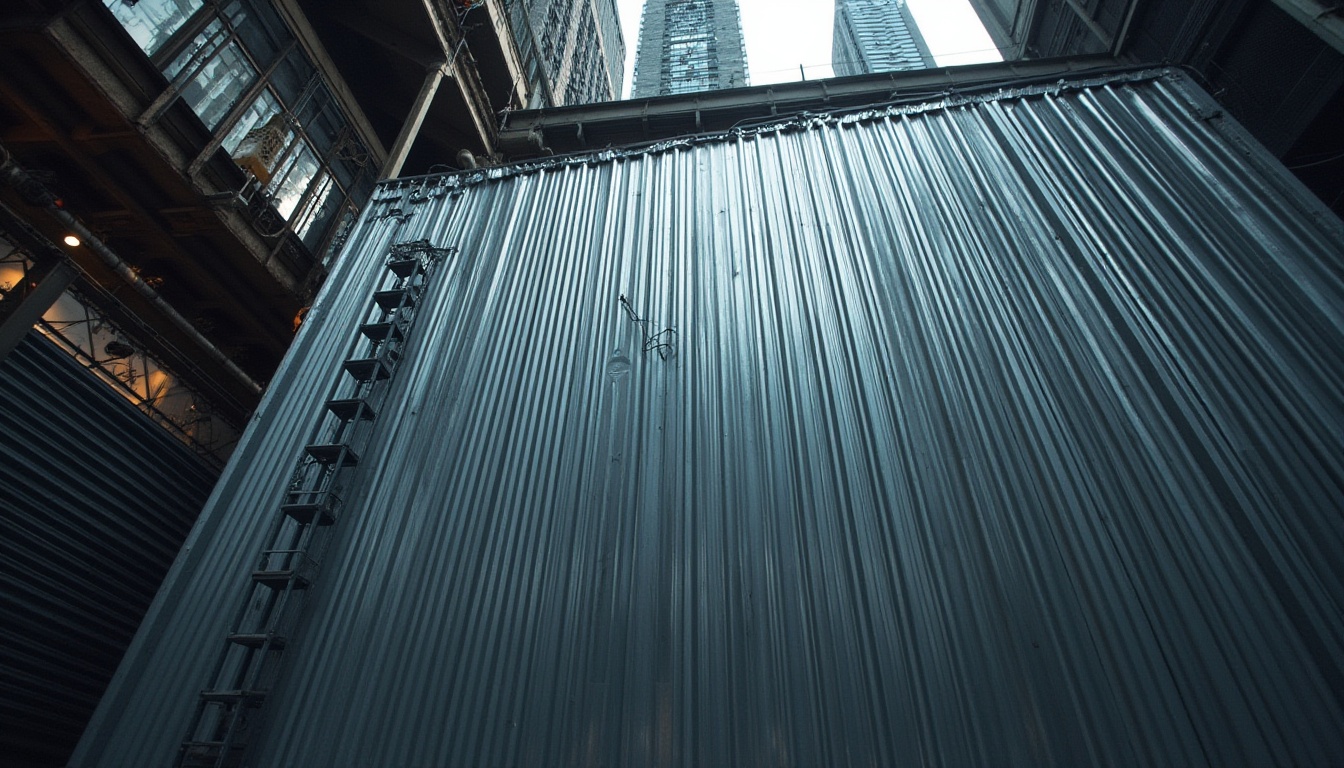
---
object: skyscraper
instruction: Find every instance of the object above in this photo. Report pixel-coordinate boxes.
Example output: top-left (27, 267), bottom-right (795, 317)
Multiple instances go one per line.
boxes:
top-left (632, 0), bottom-right (749, 97)
top-left (506, 0), bottom-right (626, 106)
top-left (832, 0), bottom-right (935, 76)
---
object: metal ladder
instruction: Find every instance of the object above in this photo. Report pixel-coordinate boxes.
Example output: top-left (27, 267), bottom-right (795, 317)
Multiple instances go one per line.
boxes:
top-left (177, 239), bottom-right (454, 767)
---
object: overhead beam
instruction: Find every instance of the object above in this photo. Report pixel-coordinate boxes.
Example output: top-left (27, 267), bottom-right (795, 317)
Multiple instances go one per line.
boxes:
top-left (444, 56), bottom-right (498, 157)
top-left (1268, 0), bottom-right (1344, 54)
top-left (1061, 0), bottom-right (1115, 49)
top-left (0, 200), bottom-right (78, 362)
top-left (313, 0), bottom-right (442, 66)
top-left (0, 257), bottom-right (76, 361)
top-left (476, 0), bottom-right (530, 107)
top-left (498, 56), bottom-right (1125, 156)
top-left (0, 80), bottom-right (296, 349)
top-left (381, 63), bottom-right (446, 179)
top-left (271, 0), bottom-right (390, 166)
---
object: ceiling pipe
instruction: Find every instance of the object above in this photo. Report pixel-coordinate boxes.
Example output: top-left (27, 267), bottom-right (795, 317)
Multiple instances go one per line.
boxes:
top-left (0, 145), bottom-right (265, 396)
top-left (1111, 0), bottom-right (1143, 57)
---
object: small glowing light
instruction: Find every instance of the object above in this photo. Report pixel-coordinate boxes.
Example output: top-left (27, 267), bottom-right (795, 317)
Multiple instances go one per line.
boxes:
top-left (63, 235), bottom-right (81, 247)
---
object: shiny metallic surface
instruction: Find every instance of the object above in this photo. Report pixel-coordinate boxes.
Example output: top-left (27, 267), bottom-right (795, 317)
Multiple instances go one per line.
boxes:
top-left (75, 69), bottom-right (1344, 767)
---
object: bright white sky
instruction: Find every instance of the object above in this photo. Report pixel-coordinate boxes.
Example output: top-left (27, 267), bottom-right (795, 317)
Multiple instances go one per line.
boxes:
top-left (614, 0), bottom-right (1002, 98)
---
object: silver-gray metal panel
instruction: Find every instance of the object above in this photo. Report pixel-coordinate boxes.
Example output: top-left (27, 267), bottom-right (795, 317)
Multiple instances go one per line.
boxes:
top-left (75, 70), bottom-right (1344, 767)
top-left (0, 334), bottom-right (217, 767)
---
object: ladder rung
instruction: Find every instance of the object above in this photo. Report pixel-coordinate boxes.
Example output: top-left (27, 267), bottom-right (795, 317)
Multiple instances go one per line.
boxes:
top-left (252, 569), bottom-right (312, 590)
top-left (227, 632), bottom-right (287, 650)
top-left (386, 257), bottom-right (421, 278)
top-left (200, 689), bottom-right (266, 705)
top-left (180, 741), bottom-right (244, 767)
top-left (281, 501), bottom-right (337, 526)
top-left (326, 398), bottom-right (376, 422)
top-left (360, 320), bottom-right (405, 342)
top-left (342, 357), bottom-right (393, 381)
top-left (374, 288), bottom-right (416, 312)
top-left (304, 443), bottom-right (359, 466)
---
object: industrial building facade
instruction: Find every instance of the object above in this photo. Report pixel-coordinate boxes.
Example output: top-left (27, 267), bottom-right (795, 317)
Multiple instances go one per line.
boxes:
top-left (0, 0), bottom-right (531, 763)
top-left (632, 0), bottom-right (749, 97)
top-left (832, 0), bottom-right (935, 76)
top-left (73, 68), bottom-right (1344, 766)
top-left (505, 0), bottom-right (626, 106)
top-left (963, 0), bottom-right (1344, 219)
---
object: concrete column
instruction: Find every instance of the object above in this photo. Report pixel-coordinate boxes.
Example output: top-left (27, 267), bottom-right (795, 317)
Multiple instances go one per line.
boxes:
top-left (380, 63), bottom-right (446, 180)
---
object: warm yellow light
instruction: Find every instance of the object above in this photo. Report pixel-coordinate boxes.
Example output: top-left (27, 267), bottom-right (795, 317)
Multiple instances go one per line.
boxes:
top-left (63, 235), bottom-right (81, 247)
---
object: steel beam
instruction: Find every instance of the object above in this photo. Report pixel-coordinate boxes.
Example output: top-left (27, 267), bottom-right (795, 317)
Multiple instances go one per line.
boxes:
top-left (381, 63), bottom-right (446, 179)
top-left (1061, 0), bottom-right (1114, 49)
top-left (0, 257), bottom-right (76, 361)
top-left (497, 56), bottom-right (1125, 157)
top-left (1268, 0), bottom-right (1344, 54)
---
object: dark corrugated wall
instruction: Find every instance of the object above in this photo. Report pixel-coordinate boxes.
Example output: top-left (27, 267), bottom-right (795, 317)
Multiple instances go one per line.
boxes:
top-left (75, 69), bottom-right (1344, 766)
top-left (0, 334), bottom-right (217, 767)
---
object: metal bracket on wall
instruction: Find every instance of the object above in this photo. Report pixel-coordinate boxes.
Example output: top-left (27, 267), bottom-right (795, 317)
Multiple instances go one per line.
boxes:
top-left (619, 294), bottom-right (677, 361)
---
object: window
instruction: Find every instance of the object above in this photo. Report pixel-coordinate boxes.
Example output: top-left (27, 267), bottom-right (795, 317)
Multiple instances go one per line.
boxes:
top-left (103, 0), bottom-right (205, 57)
top-left (164, 19), bottom-right (258, 130)
top-left (294, 172), bottom-right (340, 249)
top-left (222, 89), bottom-right (282, 154)
top-left (268, 138), bottom-right (319, 220)
top-left (105, 0), bottom-right (374, 266)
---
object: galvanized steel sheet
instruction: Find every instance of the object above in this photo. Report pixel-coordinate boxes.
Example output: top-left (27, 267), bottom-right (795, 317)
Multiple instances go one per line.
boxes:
top-left (75, 69), bottom-right (1344, 767)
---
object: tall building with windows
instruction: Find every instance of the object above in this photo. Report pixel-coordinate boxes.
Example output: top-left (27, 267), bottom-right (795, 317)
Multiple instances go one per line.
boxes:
top-left (832, 0), bottom-right (935, 76)
top-left (632, 0), bottom-right (749, 97)
top-left (505, 0), bottom-right (626, 106)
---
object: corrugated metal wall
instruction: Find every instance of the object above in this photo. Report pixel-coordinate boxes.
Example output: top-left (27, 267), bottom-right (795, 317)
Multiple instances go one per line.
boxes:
top-left (75, 70), bottom-right (1344, 767)
top-left (1, 334), bottom-right (217, 767)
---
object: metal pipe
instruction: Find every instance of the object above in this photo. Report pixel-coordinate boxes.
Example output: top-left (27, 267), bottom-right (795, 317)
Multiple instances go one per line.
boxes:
top-left (1061, 0), bottom-right (1115, 49)
top-left (0, 148), bottom-right (265, 395)
top-left (1111, 0), bottom-right (1143, 56)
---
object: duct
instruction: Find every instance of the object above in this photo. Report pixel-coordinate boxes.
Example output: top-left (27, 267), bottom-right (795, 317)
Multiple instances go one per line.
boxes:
top-left (74, 68), bottom-right (1344, 767)
top-left (0, 148), bottom-right (264, 396)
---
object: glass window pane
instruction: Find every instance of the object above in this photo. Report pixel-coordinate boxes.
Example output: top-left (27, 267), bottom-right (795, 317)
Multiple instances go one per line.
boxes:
top-left (351, 171), bottom-right (375, 209)
top-left (162, 18), bottom-right (259, 130)
top-left (104, 0), bottom-right (205, 57)
top-left (227, 0), bottom-right (292, 70)
top-left (180, 41), bottom-right (257, 129)
top-left (222, 89), bottom-right (282, 154)
top-left (268, 139), bottom-right (319, 219)
top-left (296, 173), bottom-right (342, 250)
top-left (163, 17), bottom-right (223, 79)
top-left (298, 84), bottom-right (342, 156)
top-left (331, 149), bottom-right (364, 189)
top-left (271, 47), bottom-right (315, 105)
